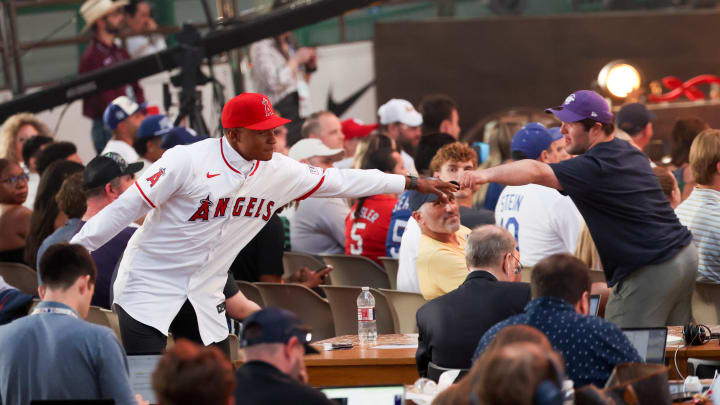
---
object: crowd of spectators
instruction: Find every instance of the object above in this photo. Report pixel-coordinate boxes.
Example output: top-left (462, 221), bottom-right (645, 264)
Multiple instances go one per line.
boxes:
top-left (0, 1), bottom-right (719, 404)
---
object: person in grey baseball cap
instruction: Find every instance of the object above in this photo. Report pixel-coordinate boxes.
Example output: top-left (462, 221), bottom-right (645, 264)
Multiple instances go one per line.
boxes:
top-left (460, 89), bottom-right (697, 329)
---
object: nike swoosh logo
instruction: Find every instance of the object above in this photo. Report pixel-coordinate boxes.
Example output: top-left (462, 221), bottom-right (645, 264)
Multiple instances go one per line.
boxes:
top-left (206, 172), bottom-right (220, 178)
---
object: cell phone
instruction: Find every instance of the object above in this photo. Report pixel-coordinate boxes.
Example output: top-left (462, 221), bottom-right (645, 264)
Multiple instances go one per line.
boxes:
top-left (315, 265), bottom-right (332, 273)
top-left (323, 342), bottom-right (353, 351)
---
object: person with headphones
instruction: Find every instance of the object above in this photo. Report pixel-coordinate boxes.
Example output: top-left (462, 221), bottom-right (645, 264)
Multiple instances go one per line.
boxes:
top-left (473, 254), bottom-right (641, 388)
top-left (469, 342), bottom-right (566, 405)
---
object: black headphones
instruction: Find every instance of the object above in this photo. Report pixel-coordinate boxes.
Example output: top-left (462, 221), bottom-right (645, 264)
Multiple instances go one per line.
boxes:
top-left (533, 354), bottom-right (564, 405)
top-left (683, 323), bottom-right (711, 346)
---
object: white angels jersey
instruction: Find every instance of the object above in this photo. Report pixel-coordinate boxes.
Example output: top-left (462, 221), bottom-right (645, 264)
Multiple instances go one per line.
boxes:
top-left (71, 137), bottom-right (405, 344)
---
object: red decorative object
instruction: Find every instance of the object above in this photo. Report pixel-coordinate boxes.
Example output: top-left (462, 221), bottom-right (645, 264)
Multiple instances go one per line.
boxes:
top-left (648, 74), bottom-right (720, 102)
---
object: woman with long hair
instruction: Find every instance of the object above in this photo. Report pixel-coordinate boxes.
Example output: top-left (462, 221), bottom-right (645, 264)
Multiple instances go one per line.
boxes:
top-left (24, 160), bottom-right (84, 267)
top-left (0, 159), bottom-right (31, 263)
top-left (0, 113), bottom-right (52, 165)
top-left (345, 147), bottom-right (405, 264)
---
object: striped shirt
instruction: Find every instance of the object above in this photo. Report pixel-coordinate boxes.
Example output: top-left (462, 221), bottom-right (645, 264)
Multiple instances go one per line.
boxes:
top-left (676, 188), bottom-right (720, 282)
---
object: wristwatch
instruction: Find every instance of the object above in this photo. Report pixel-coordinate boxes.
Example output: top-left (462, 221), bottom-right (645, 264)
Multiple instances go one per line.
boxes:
top-left (407, 175), bottom-right (418, 190)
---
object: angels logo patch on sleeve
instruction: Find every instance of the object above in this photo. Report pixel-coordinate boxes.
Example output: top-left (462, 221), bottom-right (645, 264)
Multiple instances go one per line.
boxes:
top-left (146, 168), bottom-right (166, 188)
top-left (308, 166), bottom-right (323, 176)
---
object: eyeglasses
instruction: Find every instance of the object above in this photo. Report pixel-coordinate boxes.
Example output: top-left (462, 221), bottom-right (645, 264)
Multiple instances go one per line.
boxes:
top-left (1, 172), bottom-right (29, 186)
top-left (510, 250), bottom-right (523, 275)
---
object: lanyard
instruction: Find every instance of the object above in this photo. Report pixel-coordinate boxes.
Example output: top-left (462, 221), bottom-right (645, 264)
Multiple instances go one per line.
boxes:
top-left (31, 307), bottom-right (79, 320)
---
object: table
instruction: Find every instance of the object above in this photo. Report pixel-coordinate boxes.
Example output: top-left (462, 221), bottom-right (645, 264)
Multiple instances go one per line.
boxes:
top-left (305, 334), bottom-right (419, 387)
top-left (666, 326), bottom-right (720, 379)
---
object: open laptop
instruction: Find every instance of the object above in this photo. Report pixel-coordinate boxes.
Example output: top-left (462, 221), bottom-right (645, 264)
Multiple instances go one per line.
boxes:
top-left (622, 327), bottom-right (668, 364)
top-left (589, 294), bottom-right (600, 316)
top-left (321, 385), bottom-right (404, 405)
top-left (127, 354), bottom-right (164, 405)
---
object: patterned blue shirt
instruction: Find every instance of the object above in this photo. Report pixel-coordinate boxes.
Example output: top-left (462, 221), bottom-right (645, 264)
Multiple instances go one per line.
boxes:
top-left (473, 297), bottom-right (642, 387)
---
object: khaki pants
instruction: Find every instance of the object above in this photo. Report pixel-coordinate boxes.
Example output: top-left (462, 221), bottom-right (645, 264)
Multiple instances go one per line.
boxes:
top-left (605, 243), bottom-right (698, 328)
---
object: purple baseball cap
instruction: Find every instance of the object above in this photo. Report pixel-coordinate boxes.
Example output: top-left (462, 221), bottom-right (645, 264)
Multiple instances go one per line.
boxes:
top-left (545, 90), bottom-right (613, 124)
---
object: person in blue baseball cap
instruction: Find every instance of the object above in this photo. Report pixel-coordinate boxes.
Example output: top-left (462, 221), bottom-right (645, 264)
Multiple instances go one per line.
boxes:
top-left (235, 307), bottom-right (334, 405)
top-left (461, 89), bottom-right (697, 329)
top-left (134, 114), bottom-right (207, 164)
top-left (496, 122), bottom-right (582, 268)
top-left (510, 122), bottom-right (567, 163)
top-left (101, 95), bottom-right (146, 164)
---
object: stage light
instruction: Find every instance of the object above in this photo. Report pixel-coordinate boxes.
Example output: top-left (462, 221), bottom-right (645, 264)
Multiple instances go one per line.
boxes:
top-left (598, 61), bottom-right (641, 99)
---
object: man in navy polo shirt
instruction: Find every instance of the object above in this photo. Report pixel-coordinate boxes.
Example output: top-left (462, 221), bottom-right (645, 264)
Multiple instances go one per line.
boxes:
top-left (461, 90), bottom-right (696, 327)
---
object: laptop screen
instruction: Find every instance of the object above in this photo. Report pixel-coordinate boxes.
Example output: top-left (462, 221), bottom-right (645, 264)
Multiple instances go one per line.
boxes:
top-left (589, 294), bottom-right (600, 316)
top-left (127, 355), bottom-right (163, 405)
top-left (622, 328), bottom-right (668, 364)
top-left (321, 385), bottom-right (404, 405)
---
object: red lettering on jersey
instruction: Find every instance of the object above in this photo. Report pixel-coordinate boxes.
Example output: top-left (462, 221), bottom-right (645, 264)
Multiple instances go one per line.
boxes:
top-left (188, 196), bottom-right (213, 222)
top-left (262, 201), bottom-right (275, 221)
top-left (254, 199), bottom-right (266, 217)
top-left (214, 198), bottom-right (230, 218)
top-left (146, 168), bottom-right (166, 188)
top-left (244, 197), bottom-right (257, 217)
top-left (232, 198), bottom-right (245, 216)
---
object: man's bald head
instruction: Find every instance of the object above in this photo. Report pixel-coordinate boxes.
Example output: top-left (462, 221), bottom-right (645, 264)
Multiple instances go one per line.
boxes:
top-left (465, 225), bottom-right (516, 270)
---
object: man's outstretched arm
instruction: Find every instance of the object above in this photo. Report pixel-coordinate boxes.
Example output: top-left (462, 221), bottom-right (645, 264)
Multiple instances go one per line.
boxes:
top-left (70, 187), bottom-right (151, 252)
top-left (460, 160), bottom-right (562, 190)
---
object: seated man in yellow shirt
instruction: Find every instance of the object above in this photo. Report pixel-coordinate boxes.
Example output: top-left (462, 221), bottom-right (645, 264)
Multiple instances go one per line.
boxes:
top-left (408, 188), bottom-right (471, 299)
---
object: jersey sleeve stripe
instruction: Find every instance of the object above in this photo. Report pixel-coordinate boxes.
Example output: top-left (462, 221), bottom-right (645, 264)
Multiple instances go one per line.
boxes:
top-left (297, 175), bottom-right (326, 201)
top-left (135, 180), bottom-right (156, 208)
top-left (249, 161), bottom-right (260, 176)
top-left (219, 138), bottom-right (242, 175)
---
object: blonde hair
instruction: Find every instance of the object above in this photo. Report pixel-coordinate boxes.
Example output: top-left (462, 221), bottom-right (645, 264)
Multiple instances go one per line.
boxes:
top-left (689, 128), bottom-right (720, 186)
top-left (472, 121), bottom-right (516, 206)
top-left (0, 113), bottom-right (52, 164)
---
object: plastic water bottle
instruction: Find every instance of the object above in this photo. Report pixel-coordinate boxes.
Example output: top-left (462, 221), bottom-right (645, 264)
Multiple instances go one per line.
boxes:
top-left (357, 287), bottom-right (377, 346)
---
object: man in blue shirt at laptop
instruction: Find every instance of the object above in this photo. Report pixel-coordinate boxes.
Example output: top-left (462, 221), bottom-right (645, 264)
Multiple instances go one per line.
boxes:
top-left (473, 253), bottom-right (641, 388)
top-left (0, 243), bottom-right (140, 405)
top-left (461, 90), bottom-right (696, 328)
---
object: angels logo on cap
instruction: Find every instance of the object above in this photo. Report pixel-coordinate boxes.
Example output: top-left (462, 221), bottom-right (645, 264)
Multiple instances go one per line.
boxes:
top-left (262, 98), bottom-right (272, 117)
top-left (221, 93), bottom-right (290, 131)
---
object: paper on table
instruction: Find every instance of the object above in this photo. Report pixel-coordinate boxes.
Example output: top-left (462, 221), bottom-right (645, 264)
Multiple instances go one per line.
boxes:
top-left (667, 335), bottom-right (684, 346)
top-left (374, 344), bottom-right (419, 349)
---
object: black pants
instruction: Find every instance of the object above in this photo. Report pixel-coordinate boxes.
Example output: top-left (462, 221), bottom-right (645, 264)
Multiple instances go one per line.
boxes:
top-left (116, 300), bottom-right (230, 358)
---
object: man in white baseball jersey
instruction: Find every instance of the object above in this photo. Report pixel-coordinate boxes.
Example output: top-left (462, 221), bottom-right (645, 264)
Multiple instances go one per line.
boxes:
top-left (71, 92), bottom-right (455, 354)
top-left (495, 122), bottom-right (582, 267)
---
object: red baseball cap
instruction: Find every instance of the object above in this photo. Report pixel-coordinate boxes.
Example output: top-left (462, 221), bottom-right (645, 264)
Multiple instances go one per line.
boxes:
top-left (222, 93), bottom-right (291, 130)
top-left (341, 118), bottom-right (378, 140)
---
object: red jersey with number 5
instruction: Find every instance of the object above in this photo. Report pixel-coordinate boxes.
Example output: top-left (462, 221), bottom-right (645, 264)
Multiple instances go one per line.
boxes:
top-left (345, 194), bottom-right (397, 264)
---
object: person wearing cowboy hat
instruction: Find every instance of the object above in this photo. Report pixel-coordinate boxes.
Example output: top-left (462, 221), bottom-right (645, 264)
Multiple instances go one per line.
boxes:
top-left (78, 0), bottom-right (146, 155)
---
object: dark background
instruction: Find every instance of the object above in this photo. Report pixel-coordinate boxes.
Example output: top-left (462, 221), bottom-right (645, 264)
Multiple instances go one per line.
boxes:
top-left (374, 9), bottom-right (720, 152)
